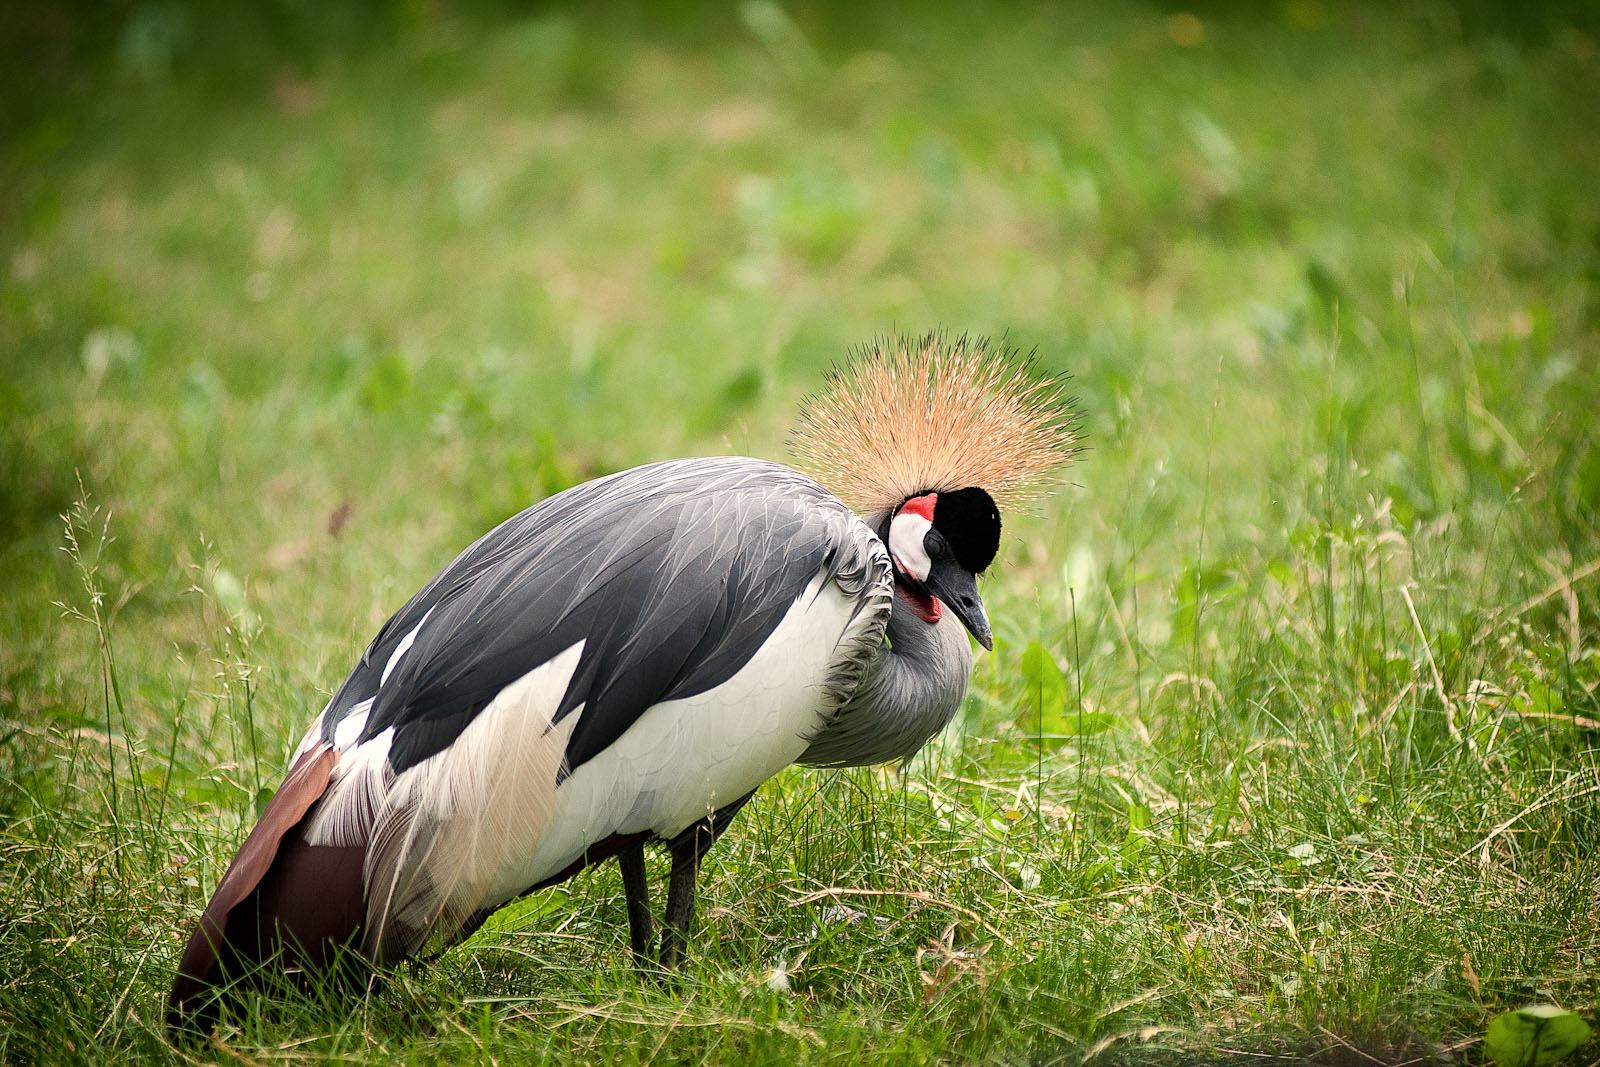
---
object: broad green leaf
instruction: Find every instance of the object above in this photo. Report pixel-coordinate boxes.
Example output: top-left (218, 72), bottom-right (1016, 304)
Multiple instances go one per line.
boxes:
top-left (1053, 711), bottom-right (1117, 736)
top-left (1018, 642), bottom-right (1112, 741)
top-left (1121, 830), bottom-right (1146, 870)
top-left (1121, 807), bottom-right (1151, 871)
top-left (1485, 1005), bottom-right (1592, 1067)
top-left (1019, 642), bottom-right (1066, 713)
top-left (1018, 641), bottom-right (1067, 736)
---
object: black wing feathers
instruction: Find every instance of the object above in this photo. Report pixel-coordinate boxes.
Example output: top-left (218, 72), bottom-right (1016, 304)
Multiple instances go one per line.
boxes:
top-left (320, 458), bottom-right (871, 776)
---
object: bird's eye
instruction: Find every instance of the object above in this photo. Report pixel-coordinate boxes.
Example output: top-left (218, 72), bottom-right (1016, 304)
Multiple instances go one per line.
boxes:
top-left (923, 528), bottom-right (953, 560)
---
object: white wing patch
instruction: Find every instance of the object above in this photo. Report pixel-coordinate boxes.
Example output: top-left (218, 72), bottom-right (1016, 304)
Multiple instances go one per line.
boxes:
top-left (491, 569), bottom-right (866, 904)
top-left (332, 697), bottom-right (375, 751)
top-left (381, 606), bottom-right (436, 688)
top-left (300, 722), bottom-right (393, 849)
top-left (358, 641), bottom-right (585, 963)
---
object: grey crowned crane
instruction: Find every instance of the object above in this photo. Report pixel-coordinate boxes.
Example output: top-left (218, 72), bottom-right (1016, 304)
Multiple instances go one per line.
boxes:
top-left (168, 335), bottom-right (1075, 1030)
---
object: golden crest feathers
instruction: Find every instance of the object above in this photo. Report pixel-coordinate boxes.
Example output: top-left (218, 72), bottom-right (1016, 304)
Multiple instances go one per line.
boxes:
top-left (790, 334), bottom-right (1078, 517)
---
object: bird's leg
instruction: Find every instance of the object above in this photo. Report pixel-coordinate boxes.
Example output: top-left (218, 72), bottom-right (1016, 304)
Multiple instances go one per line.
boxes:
top-left (658, 791), bottom-right (757, 969)
top-left (658, 836), bottom-right (700, 970)
top-left (617, 841), bottom-right (654, 965)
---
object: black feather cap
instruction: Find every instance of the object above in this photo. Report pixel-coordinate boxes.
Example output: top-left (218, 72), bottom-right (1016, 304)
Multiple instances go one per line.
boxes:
top-left (931, 486), bottom-right (1001, 574)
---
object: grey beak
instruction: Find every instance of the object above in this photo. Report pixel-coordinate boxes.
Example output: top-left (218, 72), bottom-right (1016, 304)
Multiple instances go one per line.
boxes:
top-left (924, 560), bottom-right (993, 651)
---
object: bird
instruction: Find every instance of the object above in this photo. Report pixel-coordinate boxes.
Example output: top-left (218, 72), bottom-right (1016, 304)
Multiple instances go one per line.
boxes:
top-left (167, 333), bottom-right (1076, 1030)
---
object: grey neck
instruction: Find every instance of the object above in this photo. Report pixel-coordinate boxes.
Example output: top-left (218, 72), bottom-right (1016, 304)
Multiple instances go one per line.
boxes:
top-left (797, 587), bottom-right (974, 768)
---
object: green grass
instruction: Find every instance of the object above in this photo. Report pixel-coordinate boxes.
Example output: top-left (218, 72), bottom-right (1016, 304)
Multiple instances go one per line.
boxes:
top-left (3, 2), bottom-right (1599, 1063)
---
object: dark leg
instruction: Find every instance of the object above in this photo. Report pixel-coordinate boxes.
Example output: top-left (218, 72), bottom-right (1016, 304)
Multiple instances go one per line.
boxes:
top-left (658, 840), bottom-right (699, 970)
top-left (658, 790), bottom-right (757, 969)
top-left (617, 841), bottom-right (653, 964)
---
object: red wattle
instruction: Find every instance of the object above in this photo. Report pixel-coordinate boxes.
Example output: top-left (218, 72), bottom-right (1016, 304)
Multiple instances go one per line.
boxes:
top-left (897, 578), bottom-right (943, 623)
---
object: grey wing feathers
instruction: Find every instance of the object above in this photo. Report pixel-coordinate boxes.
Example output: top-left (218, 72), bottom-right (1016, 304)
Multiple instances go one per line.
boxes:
top-left (319, 457), bottom-right (890, 775)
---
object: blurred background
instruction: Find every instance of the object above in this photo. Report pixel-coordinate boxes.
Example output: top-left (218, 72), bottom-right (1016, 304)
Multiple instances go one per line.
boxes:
top-left (5, 0), bottom-right (1596, 623)
top-left (4, 0), bottom-right (1597, 559)
top-left (5, 0), bottom-right (1597, 698)
top-left (2, 1), bottom-right (1598, 1061)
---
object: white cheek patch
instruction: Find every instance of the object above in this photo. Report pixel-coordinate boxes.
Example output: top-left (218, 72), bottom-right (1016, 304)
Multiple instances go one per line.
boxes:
top-left (888, 512), bottom-right (933, 582)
